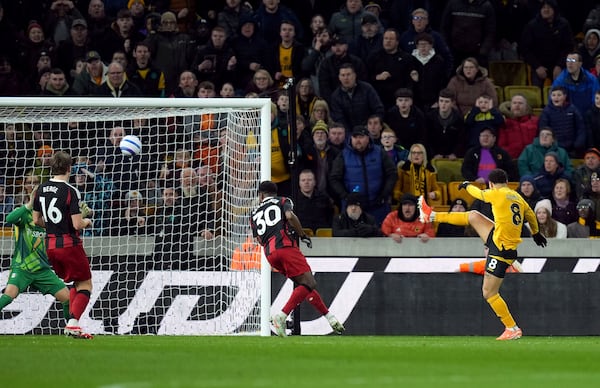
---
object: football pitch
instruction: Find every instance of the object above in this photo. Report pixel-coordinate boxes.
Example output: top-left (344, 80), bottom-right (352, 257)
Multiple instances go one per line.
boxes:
top-left (2, 335), bottom-right (599, 387)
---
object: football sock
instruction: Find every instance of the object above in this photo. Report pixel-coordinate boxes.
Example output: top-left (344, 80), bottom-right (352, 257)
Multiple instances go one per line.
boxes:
top-left (459, 260), bottom-right (486, 275)
top-left (61, 300), bottom-right (70, 321)
top-left (70, 290), bottom-right (91, 320)
top-left (0, 294), bottom-right (13, 310)
top-left (282, 285), bottom-right (311, 315)
top-left (306, 290), bottom-right (329, 315)
top-left (487, 293), bottom-right (517, 328)
top-left (434, 212), bottom-right (470, 226)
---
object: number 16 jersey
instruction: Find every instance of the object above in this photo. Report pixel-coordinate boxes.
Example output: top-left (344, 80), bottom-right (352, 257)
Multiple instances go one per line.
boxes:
top-left (250, 196), bottom-right (298, 257)
top-left (33, 178), bottom-right (83, 249)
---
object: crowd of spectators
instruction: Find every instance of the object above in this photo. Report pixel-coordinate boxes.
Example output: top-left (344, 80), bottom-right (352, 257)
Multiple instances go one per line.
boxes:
top-left (2, 0), bottom-right (600, 243)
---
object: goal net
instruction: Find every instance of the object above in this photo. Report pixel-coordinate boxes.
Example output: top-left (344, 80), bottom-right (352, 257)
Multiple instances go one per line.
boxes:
top-left (0, 97), bottom-right (272, 336)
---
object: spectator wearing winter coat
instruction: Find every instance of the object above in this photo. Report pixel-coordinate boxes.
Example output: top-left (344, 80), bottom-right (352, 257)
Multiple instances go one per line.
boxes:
top-left (497, 94), bottom-right (539, 159)
top-left (329, 0), bottom-right (378, 42)
top-left (461, 127), bottom-right (517, 183)
top-left (254, 0), bottom-right (304, 44)
top-left (446, 57), bottom-right (498, 116)
top-left (532, 152), bottom-right (572, 198)
top-left (583, 89), bottom-right (600, 149)
top-left (552, 52), bottom-right (600, 118)
top-left (518, 127), bottom-right (572, 178)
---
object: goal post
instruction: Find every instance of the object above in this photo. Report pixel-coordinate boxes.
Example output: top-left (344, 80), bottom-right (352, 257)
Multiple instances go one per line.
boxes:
top-left (0, 97), bottom-right (272, 336)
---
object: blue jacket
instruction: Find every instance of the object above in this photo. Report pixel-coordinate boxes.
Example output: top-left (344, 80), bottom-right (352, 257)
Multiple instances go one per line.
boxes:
top-left (552, 68), bottom-right (600, 115)
top-left (539, 102), bottom-right (586, 153)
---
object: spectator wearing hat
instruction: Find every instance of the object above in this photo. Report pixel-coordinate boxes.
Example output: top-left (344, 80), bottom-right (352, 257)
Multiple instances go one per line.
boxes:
top-left (532, 151), bottom-right (572, 198)
top-left (230, 14), bottom-right (268, 90)
top-left (535, 198), bottom-right (567, 238)
top-left (71, 50), bottom-right (108, 95)
top-left (539, 85), bottom-right (587, 157)
top-left (330, 62), bottom-right (384, 131)
top-left (317, 33), bottom-right (368, 102)
top-left (516, 175), bottom-right (542, 210)
top-left (381, 193), bottom-right (435, 243)
top-left (145, 11), bottom-right (194, 95)
top-left (567, 198), bottom-right (600, 237)
top-left (348, 12), bottom-right (382, 63)
top-left (497, 94), bottom-right (540, 160)
top-left (301, 120), bottom-right (340, 202)
top-left (518, 127), bottom-right (572, 178)
top-left (409, 32), bottom-right (449, 111)
top-left (520, 0), bottom-right (574, 88)
top-left (399, 8), bottom-right (453, 79)
top-left (128, 0), bottom-right (147, 35)
top-left (462, 127), bottom-right (517, 184)
top-left (329, 0), bottom-right (377, 42)
top-left (332, 192), bottom-right (382, 237)
top-left (329, 124), bottom-right (397, 225)
top-left (578, 29), bottom-right (600, 71)
top-left (384, 88), bottom-right (426, 151)
top-left (56, 18), bottom-right (91, 78)
top-left (573, 147), bottom-right (600, 200)
top-left (436, 198), bottom-right (469, 237)
top-left (18, 21), bottom-right (56, 87)
top-left (394, 142), bottom-right (442, 205)
top-left (367, 28), bottom-right (416, 109)
top-left (295, 169), bottom-right (334, 231)
top-left (44, 0), bottom-right (84, 46)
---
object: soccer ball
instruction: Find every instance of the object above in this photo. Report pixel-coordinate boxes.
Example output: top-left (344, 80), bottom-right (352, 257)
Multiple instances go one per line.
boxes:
top-left (119, 135), bottom-right (142, 156)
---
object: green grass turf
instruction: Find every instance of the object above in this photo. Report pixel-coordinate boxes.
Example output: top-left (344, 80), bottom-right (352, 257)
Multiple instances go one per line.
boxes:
top-left (2, 336), bottom-right (599, 388)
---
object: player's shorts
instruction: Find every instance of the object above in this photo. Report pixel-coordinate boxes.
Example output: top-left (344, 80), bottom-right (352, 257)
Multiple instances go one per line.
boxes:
top-left (6, 267), bottom-right (66, 296)
top-left (485, 228), bottom-right (518, 278)
top-left (47, 245), bottom-right (91, 283)
top-left (266, 246), bottom-right (311, 278)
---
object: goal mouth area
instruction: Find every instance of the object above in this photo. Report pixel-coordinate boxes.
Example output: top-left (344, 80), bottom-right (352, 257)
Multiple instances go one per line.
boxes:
top-left (0, 97), bottom-right (273, 336)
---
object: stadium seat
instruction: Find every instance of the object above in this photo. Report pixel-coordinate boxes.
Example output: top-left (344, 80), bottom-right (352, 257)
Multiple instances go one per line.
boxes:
top-left (504, 85), bottom-right (542, 108)
top-left (447, 181), bottom-right (487, 205)
top-left (431, 158), bottom-right (464, 183)
top-left (571, 159), bottom-right (584, 169)
top-left (494, 85), bottom-right (504, 104)
top-left (532, 107), bottom-right (543, 116)
top-left (0, 227), bottom-right (12, 237)
top-left (315, 228), bottom-right (333, 237)
top-left (507, 182), bottom-right (519, 191)
top-left (433, 205), bottom-right (451, 213)
top-left (433, 181), bottom-right (447, 206)
top-left (488, 60), bottom-right (529, 87)
top-left (302, 228), bottom-right (314, 237)
top-left (543, 85), bottom-right (551, 106)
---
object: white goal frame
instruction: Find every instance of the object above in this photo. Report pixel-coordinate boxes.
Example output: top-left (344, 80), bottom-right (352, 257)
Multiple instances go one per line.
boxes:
top-left (0, 97), bottom-right (273, 336)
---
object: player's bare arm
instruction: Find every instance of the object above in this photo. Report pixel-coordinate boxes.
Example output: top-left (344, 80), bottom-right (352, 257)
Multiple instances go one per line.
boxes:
top-left (72, 213), bottom-right (92, 230)
top-left (285, 210), bottom-right (306, 237)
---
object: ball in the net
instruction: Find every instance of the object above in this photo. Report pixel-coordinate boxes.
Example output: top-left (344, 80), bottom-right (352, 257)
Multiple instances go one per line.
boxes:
top-left (119, 135), bottom-right (142, 156)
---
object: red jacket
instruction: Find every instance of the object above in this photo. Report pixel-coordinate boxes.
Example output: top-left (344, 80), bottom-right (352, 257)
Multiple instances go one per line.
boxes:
top-left (381, 212), bottom-right (435, 238)
top-left (497, 104), bottom-right (539, 159)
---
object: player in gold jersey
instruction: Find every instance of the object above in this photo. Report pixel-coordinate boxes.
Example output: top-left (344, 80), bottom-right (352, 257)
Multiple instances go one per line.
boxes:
top-left (418, 169), bottom-right (547, 340)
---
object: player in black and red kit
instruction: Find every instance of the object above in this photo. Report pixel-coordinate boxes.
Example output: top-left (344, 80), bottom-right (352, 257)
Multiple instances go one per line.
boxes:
top-left (250, 181), bottom-right (345, 336)
top-left (33, 151), bottom-right (94, 339)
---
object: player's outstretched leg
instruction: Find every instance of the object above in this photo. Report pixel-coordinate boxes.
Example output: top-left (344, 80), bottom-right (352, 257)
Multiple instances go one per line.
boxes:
top-left (418, 196), bottom-right (435, 223)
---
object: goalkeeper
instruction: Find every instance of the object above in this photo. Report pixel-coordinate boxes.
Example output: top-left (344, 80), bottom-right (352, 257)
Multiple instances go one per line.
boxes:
top-left (0, 186), bottom-right (70, 325)
top-left (418, 169), bottom-right (547, 341)
top-left (250, 181), bottom-right (345, 337)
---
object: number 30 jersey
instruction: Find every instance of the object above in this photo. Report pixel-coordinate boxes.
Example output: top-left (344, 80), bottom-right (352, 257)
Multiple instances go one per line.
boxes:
top-left (33, 178), bottom-right (83, 249)
top-left (250, 196), bottom-right (298, 256)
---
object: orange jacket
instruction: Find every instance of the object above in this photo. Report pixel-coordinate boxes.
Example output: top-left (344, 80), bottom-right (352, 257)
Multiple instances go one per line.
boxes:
top-left (381, 211), bottom-right (435, 238)
top-left (230, 237), bottom-right (262, 271)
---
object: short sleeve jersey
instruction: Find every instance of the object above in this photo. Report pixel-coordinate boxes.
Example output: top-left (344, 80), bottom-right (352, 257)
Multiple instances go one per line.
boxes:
top-left (250, 196), bottom-right (298, 256)
top-left (33, 178), bottom-right (83, 249)
top-left (467, 185), bottom-right (538, 251)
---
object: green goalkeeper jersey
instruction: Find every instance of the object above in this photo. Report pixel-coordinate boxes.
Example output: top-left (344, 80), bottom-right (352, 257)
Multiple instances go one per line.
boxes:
top-left (4, 205), bottom-right (51, 273)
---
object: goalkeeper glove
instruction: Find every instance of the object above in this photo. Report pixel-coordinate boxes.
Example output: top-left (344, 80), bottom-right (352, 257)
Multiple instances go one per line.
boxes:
top-left (532, 233), bottom-right (547, 247)
top-left (80, 202), bottom-right (92, 218)
top-left (458, 181), bottom-right (470, 191)
top-left (300, 235), bottom-right (312, 249)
